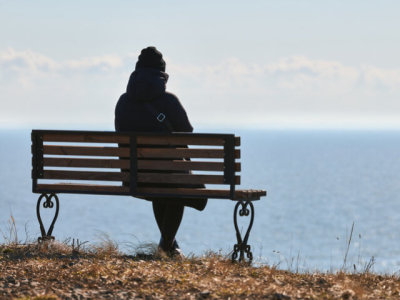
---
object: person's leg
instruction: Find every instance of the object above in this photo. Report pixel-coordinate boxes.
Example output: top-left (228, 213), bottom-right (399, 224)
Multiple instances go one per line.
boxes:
top-left (152, 201), bottom-right (166, 234)
top-left (154, 204), bottom-right (184, 252)
top-left (161, 204), bottom-right (184, 241)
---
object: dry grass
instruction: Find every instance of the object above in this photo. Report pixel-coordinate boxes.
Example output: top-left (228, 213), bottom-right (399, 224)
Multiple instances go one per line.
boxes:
top-left (1, 240), bottom-right (400, 299)
top-left (1, 214), bottom-right (20, 245)
top-left (1, 215), bottom-right (400, 299)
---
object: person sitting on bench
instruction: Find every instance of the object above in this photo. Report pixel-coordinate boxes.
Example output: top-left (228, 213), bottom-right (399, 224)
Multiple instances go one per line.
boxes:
top-left (114, 46), bottom-right (207, 256)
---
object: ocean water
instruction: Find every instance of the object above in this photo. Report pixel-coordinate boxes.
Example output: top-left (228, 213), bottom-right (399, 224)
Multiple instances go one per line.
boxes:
top-left (1, 128), bottom-right (400, 273)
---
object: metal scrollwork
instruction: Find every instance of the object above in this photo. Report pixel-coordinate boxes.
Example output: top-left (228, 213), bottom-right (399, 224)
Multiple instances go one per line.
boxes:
top-left (232, 200), bottom-right (254, 263)
top-left (36, 193), bottom-right (60, 243)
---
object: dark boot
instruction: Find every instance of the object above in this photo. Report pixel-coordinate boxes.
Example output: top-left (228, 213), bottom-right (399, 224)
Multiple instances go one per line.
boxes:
top-left (158, 236), bottom-right (175, 252)
top-left (158, 237), bottom-right (184, 257)
top-left (171, 239), bottom-right (184, 257)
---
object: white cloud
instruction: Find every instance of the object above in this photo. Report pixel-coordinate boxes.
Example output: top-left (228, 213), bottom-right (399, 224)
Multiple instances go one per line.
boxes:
top-left (0, 48), bottom-right (137, 75)
top-left (1, 48), bottom-right (400, 129)
top-left (266, 56), bottom-right (360, 94)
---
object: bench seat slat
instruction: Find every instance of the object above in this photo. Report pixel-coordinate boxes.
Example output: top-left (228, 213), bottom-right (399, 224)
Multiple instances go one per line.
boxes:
top-left (136, 187), bottom-right (265, 199)
top-left (36, 184), bottom-right (265, 199)
top-left (42, 133), bottom-right (240, 146)
top-left (42, 146), bottom-right (240, 159)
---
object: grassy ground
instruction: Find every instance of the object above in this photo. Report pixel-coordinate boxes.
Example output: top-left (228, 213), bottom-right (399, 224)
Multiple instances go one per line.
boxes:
top-left (1, 240), bottom-right (400, 300)
top-left (1, 216), bottom-right (400, 299)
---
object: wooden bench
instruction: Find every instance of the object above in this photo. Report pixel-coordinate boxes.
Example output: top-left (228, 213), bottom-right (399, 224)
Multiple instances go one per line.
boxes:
top-left (31, 130), bottom-right (266, 262)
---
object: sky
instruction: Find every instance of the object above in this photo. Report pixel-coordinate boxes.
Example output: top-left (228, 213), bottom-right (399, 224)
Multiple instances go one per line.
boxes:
top-left (0, 0), bottom-right (400, 130)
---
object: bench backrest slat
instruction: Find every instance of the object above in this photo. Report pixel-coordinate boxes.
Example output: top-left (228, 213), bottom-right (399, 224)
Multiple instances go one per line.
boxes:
top-left (137, 148), bottom-right (240, 159)
top-left (38, 183), bottom-right (130, 194)
top-left (41, 145), bottom-right (240, 159)
top-left (42, 170), bottom-right (240, 185)
top-left (43, 158), bottom-right (241, 172)
top-left (44, 158), bottom-right (129, 169)
top-left (43, 145), bottom-right (129, 157)
top-left (42, 133), bottom-right (240, 146)
top-left (43, 133), bottom-right (129, 144)
top-left (138, 173), bottom-right (240, 185)
top-left (43, 170), bottom-right (129, 182)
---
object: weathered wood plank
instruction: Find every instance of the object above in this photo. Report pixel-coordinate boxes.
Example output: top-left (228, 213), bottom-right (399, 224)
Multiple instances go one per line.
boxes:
top-left (136, 187), bottom-right (231, 197)
top-left (41, 133), bottom-right (241, 147)
top-left (43, 145), bottom-right (129, 157)
top-left (138, 160), bottom-right (241, 172)
top-left (137, 148), bottom-right (240, 159)
top-left (43, 170), bottom-right (129, 181)
top-left (137, 187), bottom-right (265, 199)
top-left (139, 160), bottom-right (224, 171)
top-left (42, 146), bottom-right (239, 159)
top-left (43, 134), bottom-right (129, 144)
top-left (234, 136), bottom-right (240, 147)
top-left (44, 158), bottom-right (241, 172)
top-left (137, 173), bottom-right (240, 185)
top-left (37, 183), bottom-right (130, 194)
top-left (42, 170), bottom-right (239, 185)
top-left (35, 184), bottom-right (264, 199)
top-left (44, 158), bottom-right (130, 168)
top-left (137, 136), bottom-right (241, 146)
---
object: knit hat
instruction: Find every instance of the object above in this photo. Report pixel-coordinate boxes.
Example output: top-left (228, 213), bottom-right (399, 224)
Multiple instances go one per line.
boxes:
top-left (135, 46), bottom-right (166, 72)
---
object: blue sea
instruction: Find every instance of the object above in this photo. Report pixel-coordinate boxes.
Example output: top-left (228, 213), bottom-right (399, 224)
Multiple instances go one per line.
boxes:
top-left (1, 128), bottom-right (400, 274)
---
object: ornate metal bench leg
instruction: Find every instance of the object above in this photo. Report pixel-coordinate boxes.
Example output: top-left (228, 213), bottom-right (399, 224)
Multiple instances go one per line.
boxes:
top-left (232, 200), bottom-right (254, 263)
top-left (36, 193), bottom-right (60, 243)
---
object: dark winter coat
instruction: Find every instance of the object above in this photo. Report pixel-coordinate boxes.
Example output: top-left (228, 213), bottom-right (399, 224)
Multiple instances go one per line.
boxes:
top-left (115, 67), bottom-right (207, 211)
top-left (115, 68), bottom-right (193, 133)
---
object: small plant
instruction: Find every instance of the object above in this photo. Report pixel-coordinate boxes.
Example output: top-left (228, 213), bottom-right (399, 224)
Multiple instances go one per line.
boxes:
top-left (272, 249), bottom-right (308, 273)
top-left (363, 256), bottom-right (375, 274)
top-left (89, 231), bottom-right (120, 257)
top-left (1, 213), bottom-right (19, 245)
top-left (341, 222), bottom-right (355, 271)
top-left (72, 238), bottom-right (89, 255)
